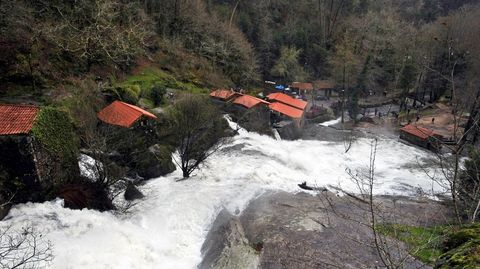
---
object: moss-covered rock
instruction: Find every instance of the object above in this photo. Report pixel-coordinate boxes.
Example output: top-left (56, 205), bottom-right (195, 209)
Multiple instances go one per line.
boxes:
top-left (435, 224), bottom-right (480, 269)
top-left (443, 225), bottom-right (480, 250)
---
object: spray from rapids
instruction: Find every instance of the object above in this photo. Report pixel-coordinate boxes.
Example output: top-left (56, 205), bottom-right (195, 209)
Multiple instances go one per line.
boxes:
top-left (1, 119), bottom-right (443, 269)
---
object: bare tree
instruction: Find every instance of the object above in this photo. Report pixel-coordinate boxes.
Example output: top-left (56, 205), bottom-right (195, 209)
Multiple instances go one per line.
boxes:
top-left (37, 0), bottom-right (152, 70)
top-left (169, 94), bottom-right (231, 179)
top-left (324, 139), bottom-right (435, 269)
top-left (415, 5), bottom-right (480, 223)
top-left (0, 226), bottom-right (53, 269)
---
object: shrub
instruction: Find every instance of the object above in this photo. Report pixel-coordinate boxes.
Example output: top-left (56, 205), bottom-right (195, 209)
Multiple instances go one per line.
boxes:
top-left (119, 85), bottom-right (141, 104)
top-left (150, 84), bottom-right (166, 106)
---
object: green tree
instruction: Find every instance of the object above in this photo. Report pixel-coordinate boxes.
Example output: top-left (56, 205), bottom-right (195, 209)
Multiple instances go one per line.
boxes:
top-left (270, 46), bottom-right (309, 82)
top-left (150, 85), bottom-right (166, 106)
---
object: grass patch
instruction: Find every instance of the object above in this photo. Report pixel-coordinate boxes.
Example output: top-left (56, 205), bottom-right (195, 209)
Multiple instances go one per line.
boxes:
top-left (377, 224), bottom-right (447, 264)
top-left (117, 67), bottom-right (209, 107)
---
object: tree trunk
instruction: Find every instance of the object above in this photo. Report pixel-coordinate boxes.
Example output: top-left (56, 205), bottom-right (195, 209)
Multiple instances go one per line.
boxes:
top-left (229, 0), bottom-right (241, 28)
top-left (463, 89), bottom-right (480, 145)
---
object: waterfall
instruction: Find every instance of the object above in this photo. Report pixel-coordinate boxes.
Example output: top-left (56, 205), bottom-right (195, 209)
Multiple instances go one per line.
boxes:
top-left (272, 129), bottom-right (282, 140)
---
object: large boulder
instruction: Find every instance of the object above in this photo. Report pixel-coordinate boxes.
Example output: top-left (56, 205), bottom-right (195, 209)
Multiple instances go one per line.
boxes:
top-left (199, 209), bottom-right (259, 269)
top-left (0, 203), bottom-right (12, 220)
top-left (133, 144), bottom-right (175, 179)
top-left (124, 181), bottom-right (144, 201)
top-left (57, 181), bottom-right (114, 211)
top-left (238, 191), bottom-right (435, 269)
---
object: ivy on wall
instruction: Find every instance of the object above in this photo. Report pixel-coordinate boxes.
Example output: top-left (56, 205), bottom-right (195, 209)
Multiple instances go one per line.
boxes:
top-left (31, 107), bottom-right (80, 183)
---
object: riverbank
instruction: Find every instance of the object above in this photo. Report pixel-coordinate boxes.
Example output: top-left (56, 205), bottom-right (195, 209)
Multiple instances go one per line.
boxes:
top-left (201, 191), bottom-right (453, 269)
top-left (0, 119), bottom-right (446, 268)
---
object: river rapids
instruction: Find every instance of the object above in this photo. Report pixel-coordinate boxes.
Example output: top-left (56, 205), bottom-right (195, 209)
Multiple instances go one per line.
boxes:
top-left (1, 119), bottom-right (445, 268)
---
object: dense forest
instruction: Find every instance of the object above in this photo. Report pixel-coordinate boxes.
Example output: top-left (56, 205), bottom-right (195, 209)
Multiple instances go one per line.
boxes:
top-left (1, 0), bottom-right (479, 105)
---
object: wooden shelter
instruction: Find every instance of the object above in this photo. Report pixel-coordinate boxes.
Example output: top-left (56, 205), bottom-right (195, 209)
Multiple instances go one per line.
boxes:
top-left (313, 80), bottom-right (336, 98)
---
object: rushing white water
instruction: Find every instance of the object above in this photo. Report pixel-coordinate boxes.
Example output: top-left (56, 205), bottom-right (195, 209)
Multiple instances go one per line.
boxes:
top-left (320, 117), bottom-right (342, 127)
top-left (272, 128), bottom-right (282, 140)
top-left (1, 120), bottom-right (444, 269)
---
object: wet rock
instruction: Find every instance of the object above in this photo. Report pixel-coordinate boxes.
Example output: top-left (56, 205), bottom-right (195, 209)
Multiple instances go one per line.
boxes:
top-left (201, 190), bottom-right (453, 269)
top-left (134, 144), bottom-right (175, 179)
top-left (199, 209), bottom-right (259, 269)
top-left (236, 191), bottom-right (448, 269)
top-left (276, 121), bottom-right (302, 140)
top-left (57, 181), bottom-right (114, 211)
top-left (124, 182), bottom-right (144, 201)
top-left (0, 204), bottom-right (12, 220)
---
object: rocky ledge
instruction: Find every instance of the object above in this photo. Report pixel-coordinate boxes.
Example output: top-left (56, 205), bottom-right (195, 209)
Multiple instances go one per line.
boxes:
top-left (200, 191), bottom-right (452, 269)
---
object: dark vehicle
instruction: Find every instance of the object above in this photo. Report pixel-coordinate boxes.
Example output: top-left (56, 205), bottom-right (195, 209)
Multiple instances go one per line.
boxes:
top-left (315, 95), bottom-right (328, 101)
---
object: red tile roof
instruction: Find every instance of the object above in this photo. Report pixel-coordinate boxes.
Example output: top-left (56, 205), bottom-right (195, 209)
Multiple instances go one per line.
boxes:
top-left (400, 125), bottom-right (441, 140)
top-left (291, 82), bottom-right (314, 91)
top-left (97, 101), bottom-right (157, 128)
top-left (0, 104), bottom-right (39, 135)
top-left (233, 95), bottom-right (270, 109)
top-left (266, 93), bottom-right (307, 110)
top-left (269, 102), bottom-right (304, 119)
top-left (209, 89), bottom-right (242, 101)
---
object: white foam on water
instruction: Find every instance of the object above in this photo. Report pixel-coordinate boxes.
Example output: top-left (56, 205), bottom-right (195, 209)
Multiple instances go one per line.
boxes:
top-left (1, 120), bottom-right (446, 269)
top-left (272, 128), bottom-right (282, 140)
top-left (319, 117), bottom-right (342, 126)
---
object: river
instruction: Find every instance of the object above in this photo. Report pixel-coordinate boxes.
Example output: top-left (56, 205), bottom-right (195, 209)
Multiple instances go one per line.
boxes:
top-left (0, 119), bottom-right (445, 269)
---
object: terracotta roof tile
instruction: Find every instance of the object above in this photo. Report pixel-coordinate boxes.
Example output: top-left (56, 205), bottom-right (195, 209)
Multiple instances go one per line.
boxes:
top-left (400, 125), bottom-right (441, 140)
top-left (267, 93), bottom-right (307, 110)
top-left (209, 89), bottom-right (242, 101)
top-left (97, 101), bottom-right (157, 128)
top-left (291, 82), bottom-right (314, 90)
top-left (0, 104), bottom-right (40, 135)
top-left (269, 102), bottom-right (304, 119)
top-left (233, 95), bottom-right (270, 109)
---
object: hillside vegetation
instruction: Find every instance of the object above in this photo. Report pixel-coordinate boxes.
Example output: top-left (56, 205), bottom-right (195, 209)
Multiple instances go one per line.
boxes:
top-left (1, 0), bottom-right (479, 108)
